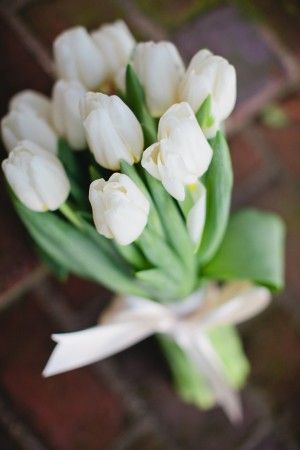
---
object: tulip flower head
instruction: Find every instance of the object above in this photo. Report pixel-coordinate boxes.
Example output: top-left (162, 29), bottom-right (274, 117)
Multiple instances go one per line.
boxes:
top-left (9, 90), bottom-right (52, 122)
top-left (52, 79), bottom-right (87, 150)
top-left (1, 108), bottom-right (57, 154)
top-left (179, 49), bottom-right (236, 136)
top-left (2, 140), bottom-right (70, 211)
top-left (142, 102), bottom-right (212, 201)
top-left (92, 20), bottom-right (135, 77)
top-left (132, 41), bottom-right (185, 117)
top-left (53, 26), bottom-right (107, 90)
top-left (89, 173), bottom-right (150, 245)
top-left (81, 92), bottom-right (144, 170)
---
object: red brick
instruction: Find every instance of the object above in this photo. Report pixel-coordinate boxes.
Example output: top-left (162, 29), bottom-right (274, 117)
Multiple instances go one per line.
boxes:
top-left (250, 0), bottom-right (300, 60)
top-left (229, 132), bottom-right (265, 189)
top-left (127, 431), bottom-right (166, 450)
top-left (0, 13), bottom-right (53, 304)
top-left (0, 293), bottom-right (126, 450)
top-left (242, 305), bottom-right (300, 444)
top-left (0, 12), bottom-right (52, 118)
top-left (20, 0), bottom-right (127, 50)
top-left (0, 424), bottom-right (22, 450)
top-left (115, 339), bottom-right (269, 450)
top-left (259, 95), bottom-right (300, 178)
top-left (49, 275), bottom-right (111, 313)
top-left (250, 429), bottom-right (296, 450)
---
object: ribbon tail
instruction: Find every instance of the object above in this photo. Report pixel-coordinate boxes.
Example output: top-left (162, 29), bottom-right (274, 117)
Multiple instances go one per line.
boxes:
top-left (43, 321), bottom-right (156, 377)
top-left (176, 331), bottom-right (242, 423)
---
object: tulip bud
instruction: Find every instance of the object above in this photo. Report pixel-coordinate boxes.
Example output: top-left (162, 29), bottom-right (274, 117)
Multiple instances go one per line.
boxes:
top-left (81, 92), bottom-right (144, 170)
top-left (141, 102), bottom-right (212, 201)
top-left (179, 49), bottom-right (236, 136)
top-left (53, 26), bottom-right (107, 90)
top-left (91, 20), bottom-right (135, 77)
top-left (1, 108), bottom-right (57, 154)
top-left (89, 173), bottom-right (150, 245)
top-left (132, 41), bottom-right (184, 117)
top-left (52, 80), bottom-right (86, 150)
top-left (2, 140), bottom-right (70, 211)
top-left (9, 90), bottom-right (52, 122)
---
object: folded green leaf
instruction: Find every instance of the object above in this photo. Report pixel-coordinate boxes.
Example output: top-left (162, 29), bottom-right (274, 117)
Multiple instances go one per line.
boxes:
top-left (198, 131), bottom-right (233, 265)
top-left (136, 269), bottom-right (181, 301)
top-left (13, 196), bottom-right (148, 297)
top-left (203, 208), bottom-right (285, 291)
top-left (144, 172), bottom-right (196, 289)
top-left (196, 95), bottom-right (214, 130)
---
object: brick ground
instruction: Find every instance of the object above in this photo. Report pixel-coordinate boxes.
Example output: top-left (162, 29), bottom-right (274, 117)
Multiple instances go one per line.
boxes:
top-left (0, 1), bottom-right (299, 449)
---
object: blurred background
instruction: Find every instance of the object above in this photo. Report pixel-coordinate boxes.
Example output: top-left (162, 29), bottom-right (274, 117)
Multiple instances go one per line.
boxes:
top-left (0, 1), bottom-right (299, 449)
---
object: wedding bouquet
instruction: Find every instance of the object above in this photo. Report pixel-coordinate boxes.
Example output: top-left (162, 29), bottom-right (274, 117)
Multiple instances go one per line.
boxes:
top-left (1, 20), bottom-right (285, 422)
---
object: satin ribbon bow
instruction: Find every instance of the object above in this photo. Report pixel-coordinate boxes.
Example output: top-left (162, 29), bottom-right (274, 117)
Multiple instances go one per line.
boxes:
top-left (43, 281), bottom-right (270, 422)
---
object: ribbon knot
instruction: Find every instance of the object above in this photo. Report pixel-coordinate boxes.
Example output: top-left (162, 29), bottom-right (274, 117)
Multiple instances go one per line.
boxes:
top-left (43, 281), bottom-right (270, 422)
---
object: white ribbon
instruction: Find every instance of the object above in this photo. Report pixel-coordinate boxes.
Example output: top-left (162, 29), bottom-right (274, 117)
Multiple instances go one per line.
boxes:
top-left (43, 281), bottom-right (271, 422)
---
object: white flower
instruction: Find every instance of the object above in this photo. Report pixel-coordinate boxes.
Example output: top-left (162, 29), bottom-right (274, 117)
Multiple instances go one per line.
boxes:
top-left (2, 140), bottom-right (70, 211)
top-left (9, 90), bottom-right (52, 122)
top-left (81, 92), bottom-right (144, 170)
top-left (53, 26), bottom-right (107, 90)
top-left (141, 102), bottom-right (212, 201)
top-left (91, 20), bottom-right (135, 77)
top-left (1, 107), bottom-right (57, 154)
top-left (52, 80), bottom-right (86, 150)
top-left (89, 173), bottom-right (150, 245)
top-left (132, 41), bottom-right (184, 117)
top-left (186, 182), bottom-right (207, 246)
top-left (179, 49), bottom-right (236, 136)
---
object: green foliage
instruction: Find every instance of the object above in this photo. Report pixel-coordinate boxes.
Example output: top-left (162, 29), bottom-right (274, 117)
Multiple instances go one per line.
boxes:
top-left (198, 131), bottom-right (233, 265)
top-left (12, 195), bottom-right (148, 297)
top-left (203, 208), bottom-right (285, 291)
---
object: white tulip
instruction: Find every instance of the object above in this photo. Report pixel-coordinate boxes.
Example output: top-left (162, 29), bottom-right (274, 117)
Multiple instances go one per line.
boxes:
top-left (179, 49), bottom-right (236, 136)
top-left (81, 92), bottom-right (144, 170)
top-left (1, 108), bottom-right (57, 154)
top-left (52, 80), bottom-right (86, 150)
top-left (9, 90), bottom-right (52, 122)
top-left (53, 26), bottom-right (107, 90)
top-left (2, 140), bottom-right (70, 211)
top-left (132, 41), bottom-right (184, 117)
top-left (91, 20), bottom-right (135, 77)
top-left (186, 182), bottom-right (207, 246)
top-left (141, 102), bottom-right (212, 201)
top-left (89, 173), bottom-right (150, 245)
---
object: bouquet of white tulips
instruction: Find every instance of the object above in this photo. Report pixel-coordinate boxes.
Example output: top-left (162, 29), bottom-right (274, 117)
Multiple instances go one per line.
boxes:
top-left (1, 20), bottom-right (285, 421)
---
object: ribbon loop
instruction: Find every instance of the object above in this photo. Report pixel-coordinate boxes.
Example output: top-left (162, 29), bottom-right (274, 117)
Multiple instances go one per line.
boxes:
top-left (43, 282), bottom-right (271, 421)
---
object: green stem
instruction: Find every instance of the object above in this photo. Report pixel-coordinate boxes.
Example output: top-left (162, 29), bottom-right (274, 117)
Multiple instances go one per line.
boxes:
top-left (59, 202), bottom-right (83, 229)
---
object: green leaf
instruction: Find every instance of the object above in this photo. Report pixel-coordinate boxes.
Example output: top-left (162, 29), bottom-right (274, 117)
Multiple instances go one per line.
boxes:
top-left (196, 95), bottom-right (215, 130)
top-left (136, 269), bottom-right (180, 301)
top-left (203, 208), bottom-right (285, 291)
top-left (115, 242), bottom-right (149, 271)
top-left (12, 196), bottom-right (147, 297)
top-left (198, 131), bottom-right (233, 265)
top-left (208, 326), bottom-right (250, 390)
top-left (144, 172), bottom-right (196, 284)
top-left (125, 64), bottom-right (157, 146)
top-left (137, 228), bottom-right (184, 284)
top-left (58, 139), bottom-right (88, 208)
top-left (34, 244), bottom-right (69, 280)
